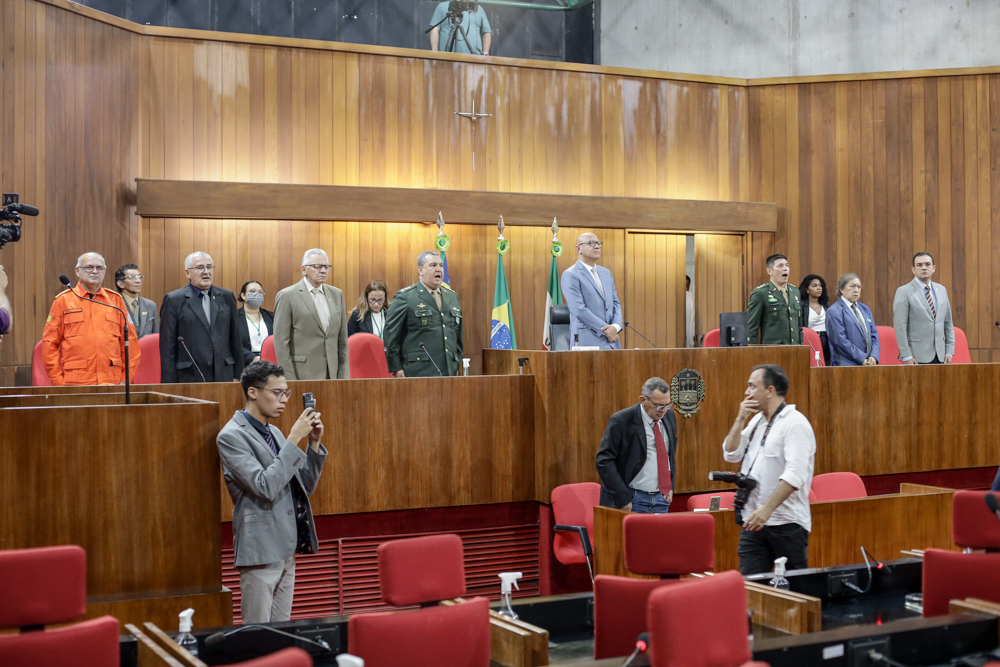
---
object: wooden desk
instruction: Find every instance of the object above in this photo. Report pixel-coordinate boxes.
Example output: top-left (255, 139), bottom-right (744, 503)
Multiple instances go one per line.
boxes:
top-left (483, 347), bottom-right (812, 499)
top-left (0, 392), bottom-right (231, 629)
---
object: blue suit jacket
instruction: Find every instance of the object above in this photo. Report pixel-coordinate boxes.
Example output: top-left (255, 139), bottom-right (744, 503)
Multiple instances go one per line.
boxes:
top-left (826, 299), bottom-right (880, 366)
top-left (561, 261), bottom-right (623, 350)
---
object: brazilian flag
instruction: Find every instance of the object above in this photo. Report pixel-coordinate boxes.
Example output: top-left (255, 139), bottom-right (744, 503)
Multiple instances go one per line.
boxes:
top-left (491, 255), bottom-right (516, 350)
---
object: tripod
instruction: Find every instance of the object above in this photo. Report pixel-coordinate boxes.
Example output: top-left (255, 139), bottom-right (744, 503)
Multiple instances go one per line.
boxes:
top-left (427, 8), bottom-right (477, 54)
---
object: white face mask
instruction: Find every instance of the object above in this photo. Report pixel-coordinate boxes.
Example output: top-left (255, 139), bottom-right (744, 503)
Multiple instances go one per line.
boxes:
top-left (245, 293), bottom-right (264, 308)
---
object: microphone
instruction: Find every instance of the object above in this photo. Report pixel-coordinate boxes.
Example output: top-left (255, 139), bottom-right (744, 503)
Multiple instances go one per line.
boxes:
top-left (623, 322), bottom-right (657, 349)
top-left (59, 274), bottom-right (132, 404)
top-left (418, 342), bottom-right (444, 376)
top-left (177, 336), bottom-right (208, 383)
top-left (6, 202), bottom-right (39, 216)
top-left (204, 624), bottom-right (331, 651)
top-left (985, 493), bottom-right (1000, 526)
top-left (619, 632), bottom-right (649, 667)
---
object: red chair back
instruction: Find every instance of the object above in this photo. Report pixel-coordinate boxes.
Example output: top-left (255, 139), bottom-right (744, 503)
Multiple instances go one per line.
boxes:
top-left (378, 534), bottom-right (466, 606)
top-left (0, 615), bottom-right (120, 667)
top-left (647, 570), bottom-right (761, 667)
top-left (594, 576), bottom-right (677, 659)
top-left (0, 545), bottom-right (87, 629)
top-left (623, 514), bottom-right (715, 575)
top-left (348, 333), bottom-right (391, 379)
top-left (953, 327), bottom-right (972, 364)
top-left (922, 548), bottom-right (1000, 616)
top-left (810, 472), bottom-right (867, 502)
top-left (687, 492), bottom-right (737, 511)
top-left (551, 482), bottom-right (600, 565)
top-left (134, 333), bottom-right (161, 384)
top-left (952, 491), bottom-right (1000, 550)
top-left (876, 326), bottom-right (902, 365)
top-left (702, 328), bottom-right (721, 348)
top-left (260, 336), bottom-right (277, 364)
top-left (802, 327), bottom-right (825, 366)
top-left (232, 647), bottom-right (314, 667)
top-left (32, 340), bottom-right (53, 387)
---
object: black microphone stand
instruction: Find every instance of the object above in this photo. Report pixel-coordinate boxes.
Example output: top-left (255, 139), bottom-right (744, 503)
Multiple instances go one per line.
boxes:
top-left (623, 321), bottom-right (657, 348)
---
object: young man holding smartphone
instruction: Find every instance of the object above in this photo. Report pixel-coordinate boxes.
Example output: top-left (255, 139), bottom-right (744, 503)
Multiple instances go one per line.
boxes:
top-left (217, 360), bottom-right (327, 623)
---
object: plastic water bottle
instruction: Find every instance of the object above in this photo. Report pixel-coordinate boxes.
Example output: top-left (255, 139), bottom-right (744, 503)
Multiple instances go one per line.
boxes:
top-left (768, 556), bottom-right (790, 591)
top-left (463, 358), bottom-right (471, 376)
top-left (176, 608), bottom-right (198, 657)
top-left (497, 572), bottom-right (523, 620)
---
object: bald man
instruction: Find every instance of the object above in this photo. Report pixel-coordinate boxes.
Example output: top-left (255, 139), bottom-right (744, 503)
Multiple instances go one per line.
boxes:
top-left (561, 233), bottom-right (623, 350)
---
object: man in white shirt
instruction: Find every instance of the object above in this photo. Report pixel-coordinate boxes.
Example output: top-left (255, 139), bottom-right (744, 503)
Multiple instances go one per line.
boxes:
top-left (685, 275), bottom-right (695, 348)
top-left (561, 233), bottom-right (623, 350)
top-left (722, 364), bottom-right (816, 575)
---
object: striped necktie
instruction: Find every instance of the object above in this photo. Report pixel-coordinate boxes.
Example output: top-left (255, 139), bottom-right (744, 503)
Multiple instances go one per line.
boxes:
top-left (925, 285), bottom-right (936, 319)
top-left (263, 427), bottom-right (279, 457)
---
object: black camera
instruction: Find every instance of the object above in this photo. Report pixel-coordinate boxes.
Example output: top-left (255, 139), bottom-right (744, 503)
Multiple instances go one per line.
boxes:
top-left (708, 471), bottom-right (758, 524)
top-left (0, 193), bottom-right (38, 250)
top-left (448, 0), bottom-right (478, 14)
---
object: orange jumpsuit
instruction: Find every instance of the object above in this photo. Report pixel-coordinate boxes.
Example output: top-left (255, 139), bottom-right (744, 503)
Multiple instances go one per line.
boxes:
top-left (42, 284), bottom-right (140, 386)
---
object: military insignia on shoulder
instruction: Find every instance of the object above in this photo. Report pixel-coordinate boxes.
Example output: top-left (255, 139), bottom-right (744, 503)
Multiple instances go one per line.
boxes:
top-left (756, 283), bottom-right (767, 289)
top-left (441, 284), bottom-right (453, 292)
top-left (671, 368), bottom-right (706, 419)
top-left (399, 284), bottom-right (415, 293)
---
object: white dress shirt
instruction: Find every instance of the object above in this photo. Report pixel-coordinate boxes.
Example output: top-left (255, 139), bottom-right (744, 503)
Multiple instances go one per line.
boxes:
top-left (630, 406), bottom-right (669, 492)
top-left (301, 277), bottom-right (330, 332)
top-left (722, 404), bottom-right (816, 531)
top-left (807, 305), bottom-right (826, 333)
top-left (246, 313), bottom-right (269, 352)
top-left (370, 310), bottom-right (386, 338)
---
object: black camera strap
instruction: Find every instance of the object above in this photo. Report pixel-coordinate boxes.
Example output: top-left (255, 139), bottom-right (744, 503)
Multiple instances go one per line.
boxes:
top-left (741, 402), bottom-right (786, 478)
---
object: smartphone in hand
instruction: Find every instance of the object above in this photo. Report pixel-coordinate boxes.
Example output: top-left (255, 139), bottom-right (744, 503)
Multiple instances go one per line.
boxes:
top-left (302, 392), bottom-right (316, 414)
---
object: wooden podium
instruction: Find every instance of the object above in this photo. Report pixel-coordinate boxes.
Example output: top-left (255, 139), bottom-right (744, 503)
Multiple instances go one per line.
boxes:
top-left (0, 392), bottom-right (232, 629)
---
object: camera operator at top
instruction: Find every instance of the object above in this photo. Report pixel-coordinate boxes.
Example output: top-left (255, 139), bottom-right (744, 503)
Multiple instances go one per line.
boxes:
top-left (428, 0), bottom-right (492, 56)
top-left (722, 364), bottom-right (816, 576)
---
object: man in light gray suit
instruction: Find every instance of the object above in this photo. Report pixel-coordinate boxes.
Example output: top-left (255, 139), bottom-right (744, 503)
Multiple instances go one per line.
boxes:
top-left (561, 233), bottom-right (623, 350)
top-left (892, 252), bottom-right (955, 364)
top-left (115, 263), bottom-right (158, 338)
top-left (273, 249), bottom-right (350, 380)
top-left (217, 361), bottom-right (327, 624)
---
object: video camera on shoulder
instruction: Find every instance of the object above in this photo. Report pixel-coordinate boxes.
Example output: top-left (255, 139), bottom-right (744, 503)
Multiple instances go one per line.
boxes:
top-left (707, 471), bottom-right (758, 525)
top-left (448, 0), bottom-right (478, 14)
top-left (0, 193), bottom-right (38, 250)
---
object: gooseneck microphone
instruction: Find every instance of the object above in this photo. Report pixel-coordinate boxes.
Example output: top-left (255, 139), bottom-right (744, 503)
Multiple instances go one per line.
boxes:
top-left (619, 632), bottom-right (649, 667)
top-left (203, 624), bottom-right (331, 651)
top-left (59, 274), bottom-right (131, 405)
top-left (178, 336), bottom-right (208, 383)
top-left (985, 493), bottom-right (1000, 526)
top-left (623, 322), bottom-right (657, 348)
top-left (418, 342), bottom-right (444, 376)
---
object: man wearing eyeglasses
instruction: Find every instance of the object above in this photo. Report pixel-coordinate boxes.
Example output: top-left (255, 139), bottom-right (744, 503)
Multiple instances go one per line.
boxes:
top-left (159, 251), bottom-right (245, 383)
top-left (41, 252), bottom-right (140, 386)
top-left (217, 361), bottom-right (327, 624)
top-left (596, 377), bottom-right (677, 513)
top-left (273, 248), bottom-right (350, 381)
top-left (114, 263), bottom-right (158, 338)
top-left (561, 233), bottom-right (623, 350)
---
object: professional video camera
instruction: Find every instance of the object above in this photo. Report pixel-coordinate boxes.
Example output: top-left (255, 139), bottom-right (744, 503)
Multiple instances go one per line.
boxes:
top-left (0, 193), bottom-right (38, 250)
top-left (447, 0), bottom-right (478, 14)
top-left (707, 471), bottom-right (758, 525)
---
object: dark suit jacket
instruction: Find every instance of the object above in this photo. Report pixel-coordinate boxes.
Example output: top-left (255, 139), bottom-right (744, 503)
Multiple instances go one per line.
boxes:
top-left (159, 284), bottom-right (245, 383)
top-left (237, 307), bottom-right (275, 366)
top-left (347, 308), bottom-right (388, 337)
top-left (596, 404), bottom-right (677, 509)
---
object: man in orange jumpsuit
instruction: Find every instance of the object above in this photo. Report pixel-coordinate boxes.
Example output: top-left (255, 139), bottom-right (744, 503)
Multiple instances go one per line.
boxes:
top-left (42, 252), bottom-right (140, 386)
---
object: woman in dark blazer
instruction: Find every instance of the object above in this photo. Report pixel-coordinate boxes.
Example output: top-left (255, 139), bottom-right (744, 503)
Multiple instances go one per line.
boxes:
top-left (237, 280), bottom-right (275, 365)
top-left (799, 274), bottom-right (831, 365)
top-left (348, 280), bottom-right (389, 339)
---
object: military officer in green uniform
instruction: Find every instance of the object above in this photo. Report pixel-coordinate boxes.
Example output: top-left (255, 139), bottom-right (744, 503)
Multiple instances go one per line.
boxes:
top-left (746, 253), bottom-right (803, 345)
top-left (384, 250), bottom-right (463, 377)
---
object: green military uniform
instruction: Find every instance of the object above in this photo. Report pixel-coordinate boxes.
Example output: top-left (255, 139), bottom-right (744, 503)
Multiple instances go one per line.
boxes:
top-left (746, 281), bottom-right (803, 345)
top-left (383, 281), bottom-right (463, 377)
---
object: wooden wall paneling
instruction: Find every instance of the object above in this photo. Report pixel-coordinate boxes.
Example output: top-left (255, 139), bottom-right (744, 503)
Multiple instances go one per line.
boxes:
top-left (623, 232), bottom-right (685, 349)
top-left (695, 234), bottom-right (745, 344)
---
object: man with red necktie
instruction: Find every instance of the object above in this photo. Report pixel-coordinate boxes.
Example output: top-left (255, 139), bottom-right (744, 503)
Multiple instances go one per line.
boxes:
top-left (596, 377), bottom-right (677, 513)
top-left (892, 251), bottom-right (955, 364)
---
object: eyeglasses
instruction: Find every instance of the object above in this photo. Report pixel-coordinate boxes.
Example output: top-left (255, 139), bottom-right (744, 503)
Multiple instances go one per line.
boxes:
top-left (245, 288), bottom-right (265, 295)
top-left (79, 265), bottom-right (106, 273)
top-left (650, 402), bottom-right (671, 411)
top-left (579, 241), bottom-right (603, 248)
top-left (126, 274), bottom-right (144, 280)
top-left (305, 264), bottom-right (332, 271)
top-left (368, 297), bottom-right (385, 305)
top-left (190, 265), bottom-right (214, 273)
top-left (257, 387), bottom-right (292, 400)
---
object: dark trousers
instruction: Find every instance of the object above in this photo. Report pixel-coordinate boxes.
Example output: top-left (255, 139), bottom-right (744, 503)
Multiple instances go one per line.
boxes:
top-left (818, 331), bottom-right (831, 366)
top-left (737, 523), bottom-right (809, 575)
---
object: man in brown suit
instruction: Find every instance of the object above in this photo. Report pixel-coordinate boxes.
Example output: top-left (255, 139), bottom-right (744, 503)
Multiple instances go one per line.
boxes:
top-left (272, 249), bottom-right (350, 380)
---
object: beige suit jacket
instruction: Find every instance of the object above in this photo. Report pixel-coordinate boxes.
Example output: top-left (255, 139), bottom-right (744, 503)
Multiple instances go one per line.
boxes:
top-left (272, 279), bottom-right (350, 380)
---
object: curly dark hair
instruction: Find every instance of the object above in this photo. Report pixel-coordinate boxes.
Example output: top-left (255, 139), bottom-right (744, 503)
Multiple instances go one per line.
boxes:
top-left (798, 274), bottom-right (829, 308)
top-left (240, 360), bottom-right (285, 399)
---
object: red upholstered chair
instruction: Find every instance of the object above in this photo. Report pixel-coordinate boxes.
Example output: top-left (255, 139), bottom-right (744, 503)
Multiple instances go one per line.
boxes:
top-left (348, 332), bottom-right (391, 379)
top-left (809, 472), bottom-right (867, 502)
top-left (646, 570), bottom-right (768, 667)
top-left (703, 328), bottom-right (721, 348)
top-left (594, 513), bottom-right (715, 660)
top-left (0, 616), bottom-right (120, 667)
top-left (952, 491), bottom-right (1000, 551)
top-left (687, 492), bottom-right (737, 511)
top-left (551, 482), bottom-right (601, 584)
top-left (952, 327), bottom-right (972, 364)
top-left (802, 327), bottom-right (825, 367)
top-left (134, 333), bottom-right (161, 384)
top-left (348, 534), bottom-right (490, 667)
top-left (231, 647), bottom-right (313, 667)
top-left (32, 340), bottom-right (53, 386)
top-left (922, 548), bottom-right (1000, 617)
top-left (876, 326), bottom-right (902, 365)
top-left (260, 335), bottom-right (277, 364)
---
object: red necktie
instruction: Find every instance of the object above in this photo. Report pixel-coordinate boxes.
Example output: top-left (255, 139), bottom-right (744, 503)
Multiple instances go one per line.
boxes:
top-left (653, 421), bottom-right (672, 497)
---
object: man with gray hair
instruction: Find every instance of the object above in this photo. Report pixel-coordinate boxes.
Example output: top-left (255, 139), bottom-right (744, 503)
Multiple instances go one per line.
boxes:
top-left (826, 273), bottom-right (880, 366)
top-left (596, 377), bottom-right (677, 513)
top-left (384, 250), bottom-right (463, 377)
top-left (159, 251), bottom-right (244, 383)
top-left (272, 248), bottom-right (349, 381)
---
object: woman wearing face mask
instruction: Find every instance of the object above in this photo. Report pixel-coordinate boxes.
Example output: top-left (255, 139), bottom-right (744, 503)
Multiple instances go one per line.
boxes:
top-left (237, 280), bottom-right (275, 365)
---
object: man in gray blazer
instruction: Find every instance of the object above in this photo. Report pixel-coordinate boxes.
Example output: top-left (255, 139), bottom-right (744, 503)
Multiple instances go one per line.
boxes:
top-left (217, 361), bottom-right (327, 624)
top-left (115, 263), bottom-right (158, 338)
top-left (561, 233), bottom-right (623, 350)
top-left (273, 249), bottom-right (350, 380)
top-left (892, 252), bottom-right (955, 364)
